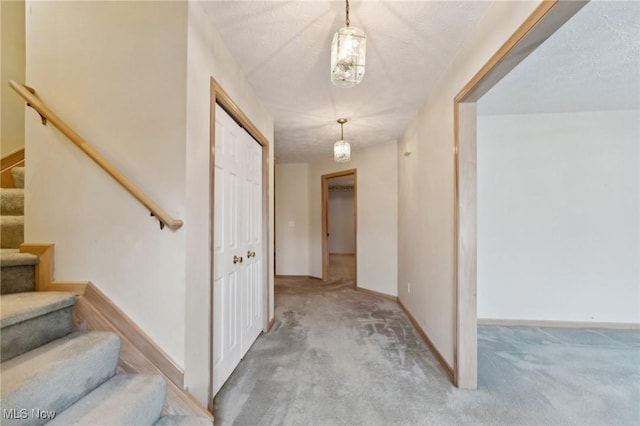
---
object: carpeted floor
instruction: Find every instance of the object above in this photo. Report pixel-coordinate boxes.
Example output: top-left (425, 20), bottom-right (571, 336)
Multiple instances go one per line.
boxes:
top-left (214, 257), bottom-right (640, 426)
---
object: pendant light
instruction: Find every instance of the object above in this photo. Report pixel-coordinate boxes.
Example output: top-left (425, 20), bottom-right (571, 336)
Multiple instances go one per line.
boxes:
top-left (334, 118), bottom-right (351, 163)
top-left (330, 0), bottom-right (366, 88)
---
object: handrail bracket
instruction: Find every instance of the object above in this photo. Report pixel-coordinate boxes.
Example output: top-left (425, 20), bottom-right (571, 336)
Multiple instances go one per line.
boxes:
top-left (150, 212), bottom-right (165, 230)
top-left (27, 102), bottom-right (48, 125)
top-left (23, 85), bottom-right (47, 125)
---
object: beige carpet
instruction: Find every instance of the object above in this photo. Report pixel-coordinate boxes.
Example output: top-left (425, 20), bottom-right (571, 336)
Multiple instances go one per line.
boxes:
top-left (214, 270), bottom-right (639, 425)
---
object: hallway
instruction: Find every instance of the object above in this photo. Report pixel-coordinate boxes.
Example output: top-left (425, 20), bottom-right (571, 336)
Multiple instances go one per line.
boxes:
top-left (213, 276), bottom-right (639, 425)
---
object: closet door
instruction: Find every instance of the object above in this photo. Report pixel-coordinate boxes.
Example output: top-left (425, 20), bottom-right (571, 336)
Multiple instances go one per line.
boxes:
top-left (213, 105), bottom-right (243, 395)
top-left (212, 105), bottom-right (264, 396)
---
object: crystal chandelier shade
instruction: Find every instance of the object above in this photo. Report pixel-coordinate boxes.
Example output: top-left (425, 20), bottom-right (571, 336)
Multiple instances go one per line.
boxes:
top-left (334, 139), bottom-right (351, 163)
top-left (330, 1), bottom-right (366, 88)
top-left (333, 118), bottom-right (351, 163)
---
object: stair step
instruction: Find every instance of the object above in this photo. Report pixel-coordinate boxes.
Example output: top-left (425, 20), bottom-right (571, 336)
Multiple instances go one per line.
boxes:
top-left (48, 374), bottom-right (166, 426)
top-left (12, 167), bottom-right (25, 189)
top-left (1, 292), bottom-right (76, 361)
top-left (0, 188), bottom-right (24, 215)
top-left (1, 331), bottom-right (120, 426)
top-left (0, 292), bottom-right (76, 328)
top-left (1, 216), bottom-right (24, 249)
top-left (155, 415), bottom-right (213, 426)
top-left (1, 250), bottom-right (37, 294)
top-left (0, 250), bottom-right (38, 267)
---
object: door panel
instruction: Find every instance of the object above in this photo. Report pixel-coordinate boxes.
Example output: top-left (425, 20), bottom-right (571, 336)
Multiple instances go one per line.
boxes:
top-left (241, 132), bottom-right (263, 353)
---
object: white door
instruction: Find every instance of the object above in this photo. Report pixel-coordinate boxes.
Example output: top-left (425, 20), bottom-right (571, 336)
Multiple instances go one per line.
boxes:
top-left (213, 104), bottom-right (264, 396)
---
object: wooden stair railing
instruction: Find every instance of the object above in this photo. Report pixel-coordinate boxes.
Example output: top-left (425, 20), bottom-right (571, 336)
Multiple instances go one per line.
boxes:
top-left (9, 80), bottom-right (183, 230)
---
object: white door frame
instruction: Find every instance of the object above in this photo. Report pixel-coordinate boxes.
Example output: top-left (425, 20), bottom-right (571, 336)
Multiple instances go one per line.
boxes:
top-left (209, 78), bottom-right (271, 406)
top-left (453, 0), bottom-right (588, 389)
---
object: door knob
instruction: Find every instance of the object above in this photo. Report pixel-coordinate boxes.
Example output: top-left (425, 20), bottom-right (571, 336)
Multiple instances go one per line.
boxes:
top-left (247, 251), bottom-right (256, 258)
top-left (233, 255), bottom-right (243, 264)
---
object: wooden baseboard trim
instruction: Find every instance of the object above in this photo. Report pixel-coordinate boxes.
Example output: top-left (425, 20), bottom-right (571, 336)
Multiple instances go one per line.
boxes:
top-left (75, 283), bottom-right (212, 419)
top-left (478, 318), bottom-right (640, 330)
top-left (23, 243), bottom-right (211, 419)
top-left (73, 288), bottom-right (211, 420)
top-left (397, 298), bottom-right (455, 383)
top-left (267, 317), bottom-right (276, 331)
top-left (275, 274), bottom-right (323, 280)
top-left (1, 146), bottom-right (25, 188)
top-left (82, 283), bottom-right (183, 387)
top-left (355, 286), bottom-right (398, 302)
top-left (48, 281), bottom-right (88, 295)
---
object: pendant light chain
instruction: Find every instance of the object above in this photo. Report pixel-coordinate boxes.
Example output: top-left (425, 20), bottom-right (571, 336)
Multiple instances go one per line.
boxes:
top-left (345, 0), bottom-right (350, 27)
top-left (340, 122), bottom-right (344, 139)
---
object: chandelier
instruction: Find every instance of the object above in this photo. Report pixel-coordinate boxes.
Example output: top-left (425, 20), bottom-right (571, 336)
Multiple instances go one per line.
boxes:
top-left (334, 118), bottom-right (351, 163)
top-left (330, 0), bottom-right (366, 88)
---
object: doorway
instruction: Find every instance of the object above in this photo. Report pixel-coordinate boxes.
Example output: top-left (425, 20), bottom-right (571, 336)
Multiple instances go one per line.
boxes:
top-left (453, 1), bottom-right (588, 389)
top-left (321, 169), bottom-right (357, 285)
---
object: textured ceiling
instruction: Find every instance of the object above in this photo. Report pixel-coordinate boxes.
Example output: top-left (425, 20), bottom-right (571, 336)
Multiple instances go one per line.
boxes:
top-left (479, 1), bottom-right (640, 115)
top-left (203, 1), bottom-right (491, 163)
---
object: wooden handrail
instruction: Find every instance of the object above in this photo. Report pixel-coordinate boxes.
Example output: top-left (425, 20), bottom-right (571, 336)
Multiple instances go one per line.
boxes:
top-left (9, 80), bottom-right (183, 230)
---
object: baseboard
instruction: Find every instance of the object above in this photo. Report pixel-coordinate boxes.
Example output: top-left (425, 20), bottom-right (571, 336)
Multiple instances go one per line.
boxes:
top-left (48, 281), bottom-right (89, 295)
top-left (1, 146), bottom-right (24, 188)
top-left (267, 317), bottom-right (276, 331)
top-left (25, 243), bottom-right (211, 420)
top-left (478, 318), bottom-right (640, 330)
top-left (74, 283), bottom-right (212, 419)
top-left (81, 283), bottom-right (184, 387)
top-left (355, 286), bottom-right (397, 302)
top-left (275, 274), bottom-right (323, 280)
top-left (397, 298), bottom-right (455, 383)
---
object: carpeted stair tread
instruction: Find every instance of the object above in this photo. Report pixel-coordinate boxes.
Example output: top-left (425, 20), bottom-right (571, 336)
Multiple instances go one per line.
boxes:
top-left (0, 249), bottom-right (38, 267)
top-left (155, 415), bottom-right (213, 426)
top-left (0, 292), bottom-right (76, 328)
top-left (1, 331), bottom-right (120, 426)
top-left (1, 216), bottom-right (24, 249)
top-left (48, 373), bottom-right (166, 426)
top-left (0, 188), bottom-right (24, 215)
top-left (11, 167), bottom-right (25, 189)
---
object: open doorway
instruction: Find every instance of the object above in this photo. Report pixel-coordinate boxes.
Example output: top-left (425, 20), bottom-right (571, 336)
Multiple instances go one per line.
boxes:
top-left (453, 1), bottom-right (589, 388)
top-left (455, 0), bottom-right (639, 393)
top-left (321, 169), bottom-right (357, 285)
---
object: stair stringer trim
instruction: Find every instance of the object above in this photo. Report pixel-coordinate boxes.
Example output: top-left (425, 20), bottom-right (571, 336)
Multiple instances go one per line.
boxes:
top-left (1, 147), bottom-right (25, 188)
top-left (20, 243), bottom-right (212, 421)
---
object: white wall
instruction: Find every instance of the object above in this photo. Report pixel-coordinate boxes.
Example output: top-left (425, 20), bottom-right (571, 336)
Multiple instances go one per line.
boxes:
top-left (24, 0), bottom-right (275, 407)
top-left (184, 1), bottom-right (274, 404)
top-left (275, 163), bottom-right (309, 276)
top-left (477, 110), bottom-right (640, 324)
top-left (1, 0), bottom-right (25, 155)
top-left (328, 189), bottom-right (355, 254)
top-left (26, 0), bottom-right (188, 366)
top-left (397, 1), bottom-right (543, 367)
top-left (310, 141), bottom-right (398, 296)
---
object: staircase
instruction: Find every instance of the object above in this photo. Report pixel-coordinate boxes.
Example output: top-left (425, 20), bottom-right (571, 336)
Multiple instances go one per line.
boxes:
top-left (0, 167), bottom-right (211, 425)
